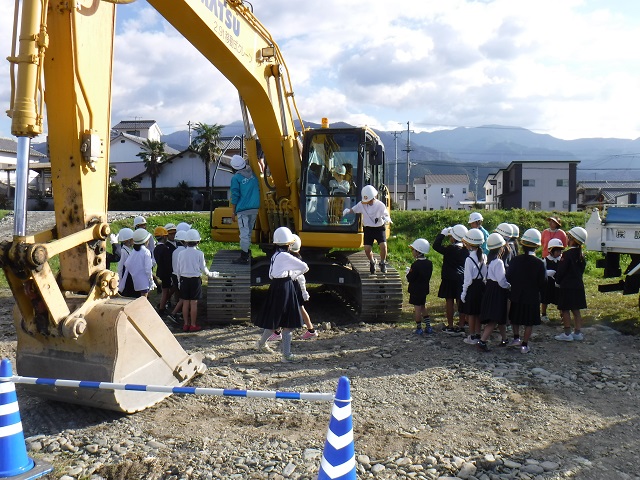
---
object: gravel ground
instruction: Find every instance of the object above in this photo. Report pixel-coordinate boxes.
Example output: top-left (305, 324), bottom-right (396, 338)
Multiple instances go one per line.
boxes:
top-left (1, 212), bottom-right (639, 480)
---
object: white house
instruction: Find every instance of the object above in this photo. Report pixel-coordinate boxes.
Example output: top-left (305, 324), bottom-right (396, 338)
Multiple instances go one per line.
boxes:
top-left (111, 120), bottom-right (162, 142)
top-left (0, 137), bottom-right (48, 198)
top-left (407, 174), bottom-right (471, 211)
top-left (484, 160), bottom-right (579, 211)
top-left (109, 131), bottom-right (179, 183)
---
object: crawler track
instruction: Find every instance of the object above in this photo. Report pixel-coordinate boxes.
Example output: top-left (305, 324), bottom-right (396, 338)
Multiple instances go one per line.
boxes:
top-left (206, 250), bottom-right (251, 324)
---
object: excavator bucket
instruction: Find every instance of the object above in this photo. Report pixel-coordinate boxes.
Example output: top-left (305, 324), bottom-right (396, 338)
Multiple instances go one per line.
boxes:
top-left (13, 296), bottom-right (205, 413)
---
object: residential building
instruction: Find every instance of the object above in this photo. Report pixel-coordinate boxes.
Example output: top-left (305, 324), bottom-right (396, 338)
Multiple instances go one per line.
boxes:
top-left (484, 160), bottom-right (579, 211)
top-left (576, 181), bottom-right (640, 210)
top-left (407, 174), bottom-right (471, 211)
top-left (111, 120), bottom-right (162, 142)
top-left (0, 137), bottom-right (49, 200)
top-left (109, 131), bottom-right (180, 183)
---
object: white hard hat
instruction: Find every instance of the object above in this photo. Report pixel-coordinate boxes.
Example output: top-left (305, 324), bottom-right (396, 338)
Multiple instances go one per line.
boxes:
top-left (291, 234), bottom-right (302, 252)
top-left (273, 226), bottom-right (295, 245)
top-left (185, 229), bottom-right (201, 242)
top-left (510, 224), bottom-right (520, 238)
top-left (117, 228), bottom-right (134, 242)
top-left (468, 212), bottom-right (483, 224)
top-left (231, 155), bottom-right (246, 170)
top-left (176, 222), bottom-right (191, 232)
top-left (164, 223), bottom-right (177, 232)
top-left (132, 229), bottom-right (151, 245)
top-left (361, 185), bottom-right (378, 202)
top-left (520, 228), bottom-right (542, 247)
top-left (568, 226), bottom-right (588, 245)
top-left (548, 238), bottom-right (565, 250)
top-left (487, 232), bottom-right (506, 250)
top-left (175, 230), bottom-right (187, 242)
top-left (133, 215), bottom-right (147, 227)
top-left (494, 222), bottom-right (513, 239)
top-left (334, 165), bottom-right (346, 175)
top-left (463, 228), bottom-right (485, 247)
top-left (450, 224), bottom-right (468, 242)
top-left (409, 238), bottom-right (430, 254)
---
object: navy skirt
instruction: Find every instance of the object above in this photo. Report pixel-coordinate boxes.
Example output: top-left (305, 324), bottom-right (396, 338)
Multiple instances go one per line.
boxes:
top-left (480, 280), bottom-right (509, 325)
top-left (254, 277), bottom-right (303, 330)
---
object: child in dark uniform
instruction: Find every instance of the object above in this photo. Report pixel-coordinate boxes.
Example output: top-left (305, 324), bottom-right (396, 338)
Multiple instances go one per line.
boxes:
top-left (254, 227), bottom-right (308, 363)
top-left (406, 238), bottom-right (433, 335)
top-left (460, 228), bottom-right (487, 345)
top-left (506, 228), bottom-right (546, 354)
top-left (554, 227), bottom-right (588, 342)
top-left (541, 238), bottom-right (564, 323)
top-left (433, 224), bottom-right (468, 333)
top-left (478, 233), bottom-right (511, 351)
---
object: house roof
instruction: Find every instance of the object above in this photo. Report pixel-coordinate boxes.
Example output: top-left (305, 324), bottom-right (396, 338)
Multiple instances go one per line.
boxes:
top-left (415, 174), bottom-right (470, 185)
top-left (112, 120), bottom-right (158, 130)
top-left (577, 181), bottom-right (640, 190)
top-left (0, 137), bottom-right (47, 158)
top-left (110, 132), bottom-right (180, 155)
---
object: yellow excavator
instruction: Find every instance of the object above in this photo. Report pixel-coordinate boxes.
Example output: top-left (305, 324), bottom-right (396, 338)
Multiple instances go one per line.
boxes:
top-left (3, 0), bottom-right (401, 412)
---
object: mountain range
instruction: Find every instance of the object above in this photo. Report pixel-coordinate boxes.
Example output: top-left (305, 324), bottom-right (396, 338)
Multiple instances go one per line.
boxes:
top-left (162, 122), bottom-right (640, 190)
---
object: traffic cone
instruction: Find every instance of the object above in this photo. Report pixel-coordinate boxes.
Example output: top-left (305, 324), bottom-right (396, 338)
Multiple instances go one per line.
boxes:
top-left (317, 376), bottom-right (356, 480)
top-left (0, 359), bottom-right (52, 480)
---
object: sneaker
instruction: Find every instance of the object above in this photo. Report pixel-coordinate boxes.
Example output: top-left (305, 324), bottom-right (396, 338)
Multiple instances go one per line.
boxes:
top-left (540, 315), bottom-right (550, 324)
top-left (452, 326), bottom-right (465, 334)
top-left (281, 354), bottom-right (302, 363)
top-left (508, 338), bottom-right (522, 347)
top-left (182, 324), bottom-right (190, 332)
top-left (379, 261), bottom-right (387, 273)
top-left (477, 341), bottom-right (489, 352)
top-left (267, 332), bottom-right (282, 341)
top-left (555, 333), bottom-right (574, 342)
top-left (189, 325), bottom-right (202, 332)
top-left (414, 327), bottom-right (424, 335)
top-left (369, 261), bottom-right (376, 274)
top-left (301, 330), bottom-right (318, 340)
top-left (499, 339), bottom-right (509, 347)
top-left (255, 340), bottom-right (274, 353)
top-left (520, 345), bottom-right (530, 354)
top-left (442, 326), bottom-right (456, 333)
top-left (463, 335), bottom-right (478, 345)
top-left (424, 325), bottom-right (434, 334)
top-left (572, 332), bottom-right (584, 341)
top-left (166, 314), bottom-right (181, 327)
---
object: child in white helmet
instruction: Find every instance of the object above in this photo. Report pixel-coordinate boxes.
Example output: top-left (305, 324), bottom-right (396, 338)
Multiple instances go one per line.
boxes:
top-left (176, 229), bottom-right (218, 332)
top-left (460, 228), bottom-right (487, 345)
top-left (290, 235), bottom-right (318, 340)
top-left (554, 227), bottom-right (588, 342)
top-left (116, 228), bottom-right (136, 297)
top-left (254, 227), bottom-right (309, 363)
top-left (343, 185), bottom-right (392, 274)
top-left (166, 229), bottom-right (188, 327)
top-left (540, 238), bottom-right (564, 323)
top-left (433, 224), bottom-right (469, 334)
top-left (468, 212), bottom-right (489, 255)
top-left (505, 228), bottom-right (546, 354)
top-left (124, 229), bottom-right (155, 298)
top-left (133, 215), bottom-right (155, 257)
top-left (477, 233), bottom-right (511, 351)
top-left (406, 238), bottom-right (433, 335)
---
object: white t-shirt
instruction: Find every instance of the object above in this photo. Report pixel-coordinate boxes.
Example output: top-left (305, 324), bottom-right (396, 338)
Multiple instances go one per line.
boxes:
top-left (269, 251), bottom-right (308, 279)
top-left (124, 246), bottom-right (153, 291)
top-left (351, 199), bottom-right (389, 227)
top-left (177, 246), bottom-right (211, 278)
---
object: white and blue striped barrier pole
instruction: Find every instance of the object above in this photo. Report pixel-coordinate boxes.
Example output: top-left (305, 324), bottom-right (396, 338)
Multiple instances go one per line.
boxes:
top-left (0, 374), bottom-right (335, 402)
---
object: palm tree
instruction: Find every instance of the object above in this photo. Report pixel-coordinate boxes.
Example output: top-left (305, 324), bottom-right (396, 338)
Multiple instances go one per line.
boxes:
top-left (136, 139), bottom-right (168, 201)
top-left (191, 122), bottom-right (224, 200)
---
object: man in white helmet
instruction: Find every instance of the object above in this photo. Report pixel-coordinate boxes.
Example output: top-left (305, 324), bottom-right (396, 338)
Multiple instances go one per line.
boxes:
top-left (468, 212), bottom-right (489, 255)
top-left (343, 185), bottom-right (392, 274)
top-left (230, 155), bottom-right (260, 264)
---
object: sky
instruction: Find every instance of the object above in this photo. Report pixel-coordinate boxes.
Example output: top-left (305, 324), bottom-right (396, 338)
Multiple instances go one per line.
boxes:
top-left (2, 0), bottom-right (640, 141)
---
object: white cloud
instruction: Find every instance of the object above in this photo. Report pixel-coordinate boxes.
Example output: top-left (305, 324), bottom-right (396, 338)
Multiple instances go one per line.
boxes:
top-left (1, 0), bottom-right (639, 140)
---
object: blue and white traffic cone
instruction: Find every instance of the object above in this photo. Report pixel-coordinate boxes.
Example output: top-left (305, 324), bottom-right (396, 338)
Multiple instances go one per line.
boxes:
top-left (317, 376), bottom-right (356, 480)
top-left (0, 359), bottom-right (52, 480)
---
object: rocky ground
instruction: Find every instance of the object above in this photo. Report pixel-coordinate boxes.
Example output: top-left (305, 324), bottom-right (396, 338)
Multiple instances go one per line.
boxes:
top-left (0, 212), bottom-right (639, 480)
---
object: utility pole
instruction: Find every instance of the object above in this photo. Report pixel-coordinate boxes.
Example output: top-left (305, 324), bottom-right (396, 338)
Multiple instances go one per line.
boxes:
top-left (402, 121), bottom-right (414, 211)
top-left (187, 120), bottom-right (193, 146)
top-left (391, 131), bottom-right (402, 205)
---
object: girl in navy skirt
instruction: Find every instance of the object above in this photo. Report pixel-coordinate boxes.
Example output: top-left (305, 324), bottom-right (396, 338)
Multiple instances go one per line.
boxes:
top-left (254, 227), bottom-right (308, 363)
top-left (406, 238), bottom-right (433, 335)
top-left (478, 233), bottom-right (511, 351)
top-left (554, 227), bottom-right (588, 342)
top-left (541, 238), bottom-right (564, 323)
top-left (460, 228), bottom-right (487, 345)
top-left (433, 224), bottom-right (468, 333)
top-left (505, 228), bottom-right (546, 354)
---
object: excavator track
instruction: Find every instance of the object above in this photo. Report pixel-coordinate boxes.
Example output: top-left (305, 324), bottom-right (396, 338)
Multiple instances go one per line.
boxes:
top-left (206, 250), bottom-right (251, 324)
top-left (343, 251), bottom-right (403, 322)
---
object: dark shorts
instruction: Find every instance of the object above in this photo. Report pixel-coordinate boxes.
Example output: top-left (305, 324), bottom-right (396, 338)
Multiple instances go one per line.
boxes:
top-left (179, 276), bottom-right (202, 301)
top-left (363, 226), bottom-right (386, 246)
top-left (409, 292), bottom-right (427, 306)
top-left (159, 275), bottom-right (173, 291)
